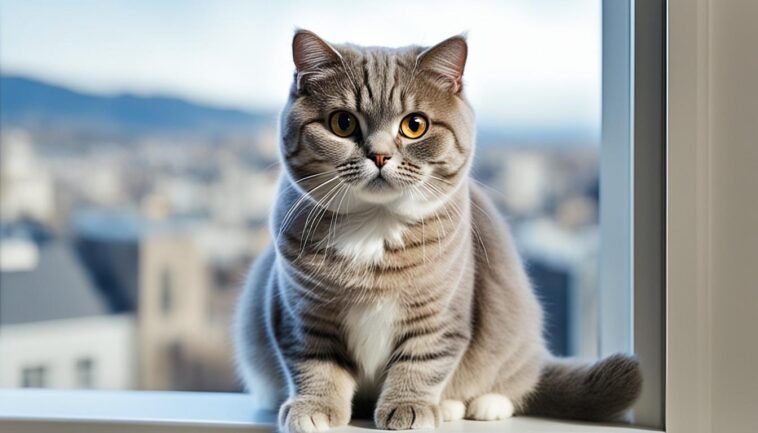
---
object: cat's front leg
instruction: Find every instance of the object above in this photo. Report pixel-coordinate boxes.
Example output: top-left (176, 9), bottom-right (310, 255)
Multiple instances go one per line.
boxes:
top-left (274, 306), bottom-right (356, 433)
top-left (374, 333), bottom-right (468, 430)
top-left (278, 358), bottom-right (356, 433)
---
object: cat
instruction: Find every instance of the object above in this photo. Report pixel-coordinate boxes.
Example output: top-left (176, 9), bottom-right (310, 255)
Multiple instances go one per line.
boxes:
top-left (234, 30), bottom-right (642, 433)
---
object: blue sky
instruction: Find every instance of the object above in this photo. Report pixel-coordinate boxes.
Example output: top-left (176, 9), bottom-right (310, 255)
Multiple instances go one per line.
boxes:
top-left (0, 0), bottom-right (600, 139)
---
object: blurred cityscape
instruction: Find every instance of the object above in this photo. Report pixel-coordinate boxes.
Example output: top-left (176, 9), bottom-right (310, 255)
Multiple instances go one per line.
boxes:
top-left (0, 75), bottom-right (599, 391)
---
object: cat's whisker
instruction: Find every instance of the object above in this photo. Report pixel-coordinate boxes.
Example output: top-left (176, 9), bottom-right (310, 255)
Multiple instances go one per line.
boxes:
top-left (426, 173), bottom-right (455, 186)
top-left (296, 170), bottom-right (340, 185)
top-left (470, 177), bottom-right (508, 199)
top-left (299, 179), bottom-right (345, 257)
top-left (306, 186), bottom-right (338, 250)
top-left (297, 186), bottom-right (333, 255)
top-left (420, 181), bottom-right (490, 265)
top-left (328, 184), bottom-right (351, 242)
top-left (313, 183), bottom-right (349, 268)
top-left (411, 185), bottom-right (446, 258)
top-left (309, 182), bottom-right (347, 257)
top-left (276, 175), bottom-right (340, 243)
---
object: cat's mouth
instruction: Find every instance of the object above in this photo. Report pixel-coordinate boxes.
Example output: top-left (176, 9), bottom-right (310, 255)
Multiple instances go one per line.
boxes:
top-left (355, 174), bottom-right (403, 204)
top-left (364, 175), bottom-right (393, 190)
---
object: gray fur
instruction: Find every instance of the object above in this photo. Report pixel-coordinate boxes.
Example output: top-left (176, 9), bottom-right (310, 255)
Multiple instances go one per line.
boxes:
top-left (234, 31), bottom-right (641, 432)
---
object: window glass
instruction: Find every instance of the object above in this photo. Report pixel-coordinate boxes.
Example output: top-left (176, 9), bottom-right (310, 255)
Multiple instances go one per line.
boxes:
top-left (0, 0), bottom-right (603, 391)
top-left (160, 269), bottom-right (173, 315)
top-left (21, 365), bottom-right (47, 388)
top-left (75, 358), bottom-right (95, 388)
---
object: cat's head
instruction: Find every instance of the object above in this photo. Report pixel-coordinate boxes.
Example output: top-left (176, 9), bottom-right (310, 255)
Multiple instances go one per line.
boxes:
top-left (280, 30), bottom-right (475, 217)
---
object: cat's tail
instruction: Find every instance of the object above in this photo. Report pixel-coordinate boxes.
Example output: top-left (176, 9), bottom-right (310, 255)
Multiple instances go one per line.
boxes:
top-left (519, 353), bottom-right (642, 422)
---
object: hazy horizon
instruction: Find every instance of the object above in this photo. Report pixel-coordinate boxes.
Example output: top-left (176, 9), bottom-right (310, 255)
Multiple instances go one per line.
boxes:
top-left (1, 0), bottom-right (600, 139)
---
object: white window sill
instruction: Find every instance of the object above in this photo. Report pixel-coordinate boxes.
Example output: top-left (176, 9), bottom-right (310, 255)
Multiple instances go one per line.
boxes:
top-left (0, 390), bottom-right (657, 433)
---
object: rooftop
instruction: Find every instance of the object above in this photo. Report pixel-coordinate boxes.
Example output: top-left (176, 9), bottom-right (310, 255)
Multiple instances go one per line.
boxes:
top-left (0, 240), bottom-right (108, 325)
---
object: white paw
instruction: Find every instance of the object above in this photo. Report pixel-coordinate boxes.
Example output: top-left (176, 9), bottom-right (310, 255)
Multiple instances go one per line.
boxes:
top-left (466, 394), bottom-right (514, 421)
top-left (440, 399), bottom-right (466, 421)
top-left (286, 411), bottom-right (330, 433)
top-left (279, 398), bottom-right (345, 433)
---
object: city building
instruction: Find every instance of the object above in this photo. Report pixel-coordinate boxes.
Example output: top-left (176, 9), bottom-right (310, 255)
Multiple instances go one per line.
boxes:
top-left (138, 232), bottom-right (239, 391)
top-left (0, 238), bottom-right (137, 389)
top-left (0, 131), bottom-right (56, 224)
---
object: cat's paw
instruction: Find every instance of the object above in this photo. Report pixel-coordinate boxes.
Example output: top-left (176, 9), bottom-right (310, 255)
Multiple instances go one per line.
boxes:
top-left (465, 393), bottom-right (514, 421)
top-left (375, 401), bottom-right (441, 430)
top-left (278, 398), bottom-right (349, 433)
top-left (440, 399), bottom-right (466, 421)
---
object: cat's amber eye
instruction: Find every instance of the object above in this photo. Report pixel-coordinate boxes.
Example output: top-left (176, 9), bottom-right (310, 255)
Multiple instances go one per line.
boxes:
top-left (329, 111), bottom-right (358, 137)
top-left (399, 113), bottom-right (429, 139)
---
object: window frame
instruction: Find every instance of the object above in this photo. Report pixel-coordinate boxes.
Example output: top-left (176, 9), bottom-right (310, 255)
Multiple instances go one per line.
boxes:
top-left (665, 0), bottom-right (716, 432)
top-left (0, 389), bottom-right (655, 433)
top-left (601, 0), bottom-right (666, 428)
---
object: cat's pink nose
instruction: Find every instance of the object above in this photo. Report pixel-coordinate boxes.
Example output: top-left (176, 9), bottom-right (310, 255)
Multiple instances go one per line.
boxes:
top-left (369, 153), bottom-right (391, 168)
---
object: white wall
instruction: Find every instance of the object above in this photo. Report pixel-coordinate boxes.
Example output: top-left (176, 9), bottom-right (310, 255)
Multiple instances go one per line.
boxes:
top-left (704, 1), bottom-right (758, 431)
top-left (0, 315), bottom-right (136, 389)
top-left (668, 1), bottom-right (758, 433)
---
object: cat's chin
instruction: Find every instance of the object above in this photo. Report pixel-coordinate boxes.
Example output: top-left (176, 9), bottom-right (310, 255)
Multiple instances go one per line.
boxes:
top-left (354, 182), bottom-right (403, 205)
top-left (355, 190), bottom-right (403, 205)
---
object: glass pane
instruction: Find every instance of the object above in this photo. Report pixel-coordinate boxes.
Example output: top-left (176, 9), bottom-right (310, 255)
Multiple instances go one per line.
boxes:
top-left (0, 0), bottom-right (605, 392)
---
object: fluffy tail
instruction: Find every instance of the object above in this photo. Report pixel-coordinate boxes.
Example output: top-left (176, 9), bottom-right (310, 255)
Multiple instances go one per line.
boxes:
top-left (520, 353), bottom-right (642, 422)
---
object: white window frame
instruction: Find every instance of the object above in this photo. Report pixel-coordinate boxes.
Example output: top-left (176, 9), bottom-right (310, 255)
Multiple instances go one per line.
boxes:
top-left (0, 389), bottom-right (656, 433)
top-left (666, 0), bottom-right (716, 431)
top-left (601, 0), bottom-right (665, 428)
top-left (1, 1), bottom-right (739, 432)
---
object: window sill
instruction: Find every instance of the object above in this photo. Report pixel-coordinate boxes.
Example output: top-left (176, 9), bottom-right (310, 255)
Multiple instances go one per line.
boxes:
top-left (0, 390), bottom-right (657, 433)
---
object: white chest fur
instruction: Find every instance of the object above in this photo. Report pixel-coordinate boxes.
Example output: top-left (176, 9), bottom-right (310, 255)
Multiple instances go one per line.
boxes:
top-left (344, 299), bottom-right (398, 384)
top-left (331, 208), bottom-right (406, 265)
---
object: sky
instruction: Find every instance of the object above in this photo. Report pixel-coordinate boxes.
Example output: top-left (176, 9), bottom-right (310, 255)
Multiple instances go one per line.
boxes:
top-left (0, 0), bottom-right (600, 140)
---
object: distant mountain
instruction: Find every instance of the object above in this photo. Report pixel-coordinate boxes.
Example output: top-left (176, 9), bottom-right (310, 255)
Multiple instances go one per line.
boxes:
top-left (0, 74), bottom-right (596, 147)
top-left (0, 75), bottom-right (273, 138)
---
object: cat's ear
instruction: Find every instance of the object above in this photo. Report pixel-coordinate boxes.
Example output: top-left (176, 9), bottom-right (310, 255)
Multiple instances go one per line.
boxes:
top-left (292, 30), bottom-right (341, 90)
top-left (417, 35), bottom-right (468, 94)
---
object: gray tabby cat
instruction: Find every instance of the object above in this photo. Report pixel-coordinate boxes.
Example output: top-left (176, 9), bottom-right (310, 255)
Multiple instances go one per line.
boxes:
top-left (234, 30), bottom-right (641, 433)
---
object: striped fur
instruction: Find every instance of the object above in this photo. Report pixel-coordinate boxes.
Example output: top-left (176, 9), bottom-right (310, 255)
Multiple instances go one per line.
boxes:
top-left (234, 31), bottom-right (641, 433)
